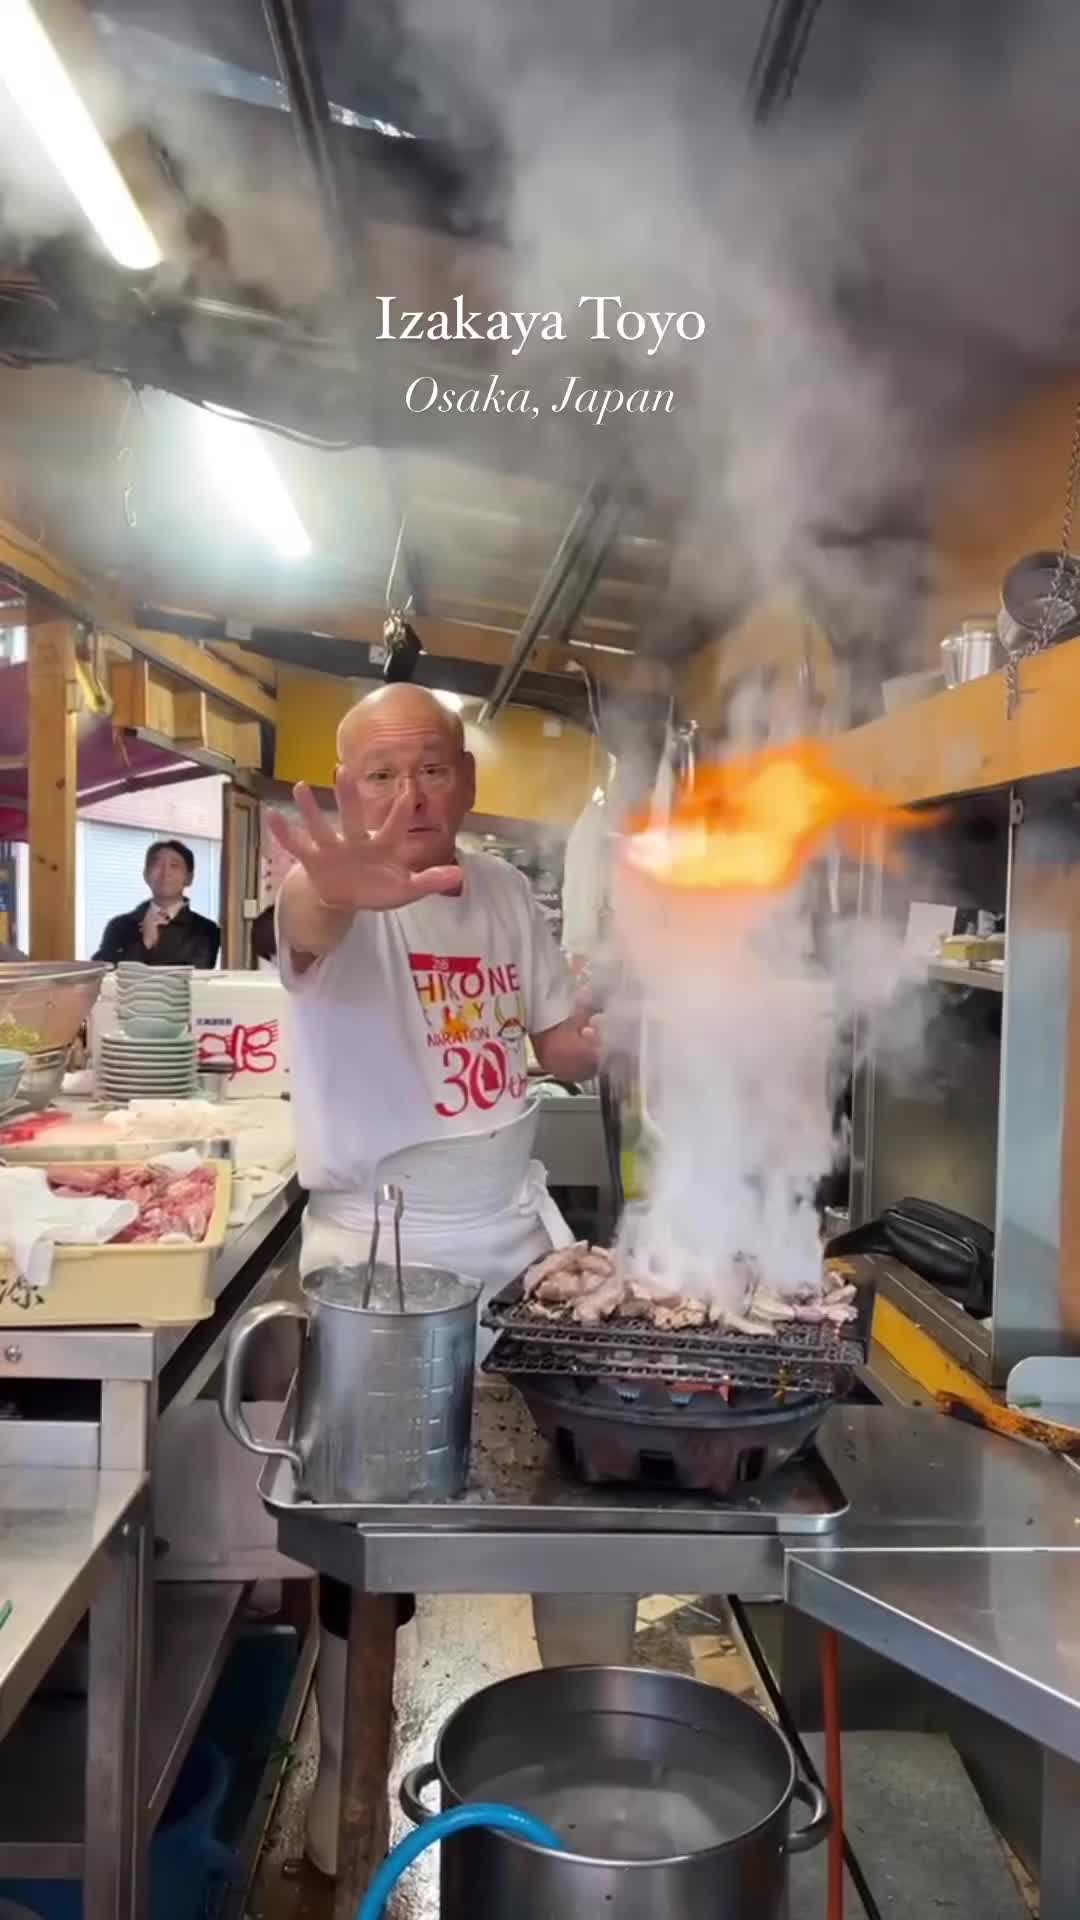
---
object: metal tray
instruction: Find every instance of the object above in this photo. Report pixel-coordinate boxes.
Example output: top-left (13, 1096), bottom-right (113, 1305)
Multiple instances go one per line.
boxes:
top-left (257, 1382), bottom-right (850, 1536)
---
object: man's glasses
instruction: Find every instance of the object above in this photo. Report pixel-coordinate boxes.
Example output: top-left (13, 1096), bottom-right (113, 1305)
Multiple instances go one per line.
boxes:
top-left (359, 763), bottom-right (457, 795)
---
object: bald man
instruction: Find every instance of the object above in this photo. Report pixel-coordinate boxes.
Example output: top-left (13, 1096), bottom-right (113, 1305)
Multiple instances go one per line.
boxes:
top-left (268, 686), bottom-right (635, 1876)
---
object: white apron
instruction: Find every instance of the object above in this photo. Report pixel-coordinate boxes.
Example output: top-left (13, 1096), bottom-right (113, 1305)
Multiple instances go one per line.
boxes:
top-left (300, 1101), bottom-right (573, 1360)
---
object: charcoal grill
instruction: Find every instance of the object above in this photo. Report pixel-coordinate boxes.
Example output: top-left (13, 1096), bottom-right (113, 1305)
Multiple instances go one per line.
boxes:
top-left (481, 1269), bottom-right (871, 1496)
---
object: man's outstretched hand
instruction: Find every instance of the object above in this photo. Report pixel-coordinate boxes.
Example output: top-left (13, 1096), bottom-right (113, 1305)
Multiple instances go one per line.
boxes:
top-left (267, 774), bottom-right (461, 914)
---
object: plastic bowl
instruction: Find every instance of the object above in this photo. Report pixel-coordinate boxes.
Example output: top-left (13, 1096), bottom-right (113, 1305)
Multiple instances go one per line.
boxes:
top-left (122, 1016), bottom-right (188, 1038)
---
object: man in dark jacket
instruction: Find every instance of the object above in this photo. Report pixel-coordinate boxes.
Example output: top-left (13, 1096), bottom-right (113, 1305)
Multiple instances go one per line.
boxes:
top-left (93, 838), bottom-right (220, 969)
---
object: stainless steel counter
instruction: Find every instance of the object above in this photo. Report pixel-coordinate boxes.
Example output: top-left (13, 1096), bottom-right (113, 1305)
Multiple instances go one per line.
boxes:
top-left (267, 1389), bottom-right (1080, 1915)
top-left (0, 1467), bottom-right (148, 1920)
top-left (787, 1549), bottom-right (1080, 1764)
top-left (0, 1175), bottom-right (309, 1920)
top-left (268, 1392), bottom-right (1080, 1591)
top-left (0, 1467), bottom-right (145, 1741)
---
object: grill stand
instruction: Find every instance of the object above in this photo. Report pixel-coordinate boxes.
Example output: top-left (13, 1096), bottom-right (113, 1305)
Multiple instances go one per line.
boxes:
top-left (518, 1375), bottom-right (832, 1495)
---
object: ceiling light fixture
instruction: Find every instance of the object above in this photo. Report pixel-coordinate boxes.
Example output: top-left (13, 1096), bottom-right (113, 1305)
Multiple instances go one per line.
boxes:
top-left (1, 0), bottom-right (162, 271)
top-left (201, 409), bottom-right (312, 561)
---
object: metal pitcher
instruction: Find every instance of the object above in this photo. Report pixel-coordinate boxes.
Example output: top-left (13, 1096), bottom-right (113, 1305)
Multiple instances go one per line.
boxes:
top-left (220, 1186), bottom-right (481, 1505)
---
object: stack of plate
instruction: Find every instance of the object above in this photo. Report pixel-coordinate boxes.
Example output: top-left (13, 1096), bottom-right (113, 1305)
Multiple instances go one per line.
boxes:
top-left (98, 1031), bottom-right (198, 1100)
top-left (116, 963), bottom-right (193, 1036)
top-left (101, 964), bottom-right (197, 1100)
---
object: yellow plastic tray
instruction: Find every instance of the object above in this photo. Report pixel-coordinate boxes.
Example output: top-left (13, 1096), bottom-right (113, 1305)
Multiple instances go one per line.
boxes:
top-left (0, 1161), bottom-right (231, 1327)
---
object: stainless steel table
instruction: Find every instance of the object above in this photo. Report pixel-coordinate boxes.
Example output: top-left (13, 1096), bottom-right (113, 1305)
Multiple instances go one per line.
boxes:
top-left (0, 1177), bottom-right (309, 1920)
top-left (0, 1468), bottom-right (148, 1920)
top-left (264, 1392), bottom-right (1080, 1919)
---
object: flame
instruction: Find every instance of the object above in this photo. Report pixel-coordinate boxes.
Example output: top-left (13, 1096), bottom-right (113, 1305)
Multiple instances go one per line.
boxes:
top-left (626, 740), bottom-right (929, 896)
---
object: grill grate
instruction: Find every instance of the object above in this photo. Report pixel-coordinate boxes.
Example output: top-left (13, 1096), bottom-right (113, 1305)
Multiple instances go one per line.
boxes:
top-left (482, 1269), bottom-right (870, 1396)
top-left (482, 1319), bottom-right (862, 1399)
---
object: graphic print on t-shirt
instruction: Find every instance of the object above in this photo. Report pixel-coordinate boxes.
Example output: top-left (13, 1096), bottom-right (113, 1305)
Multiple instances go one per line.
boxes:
top-left (408, 951), bottom-right (529, 1119)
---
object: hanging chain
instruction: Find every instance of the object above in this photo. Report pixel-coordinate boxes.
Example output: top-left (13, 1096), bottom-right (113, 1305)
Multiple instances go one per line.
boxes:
top-left (1006, 393), bottom-right (1080, 716)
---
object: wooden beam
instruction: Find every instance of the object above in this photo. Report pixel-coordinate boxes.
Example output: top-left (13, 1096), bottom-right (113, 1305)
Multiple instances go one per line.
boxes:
top-left (0, 512), bottom-right (97, 612)
top-left (117, 628), bottom-right (277, 725)
top-left (831, 635), bottom-right (1080, 805)
top-left (207, 642), bottom-right (279, 690)
top-left (28, 619), bottom-right (78, 960)
top-left (144, 600), bottom-right (660, 692)
top-left (0, 515), bottom-right (278, 723)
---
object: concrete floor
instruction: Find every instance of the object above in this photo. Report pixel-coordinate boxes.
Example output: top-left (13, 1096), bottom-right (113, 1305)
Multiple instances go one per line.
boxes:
top-left (247, 1593), bottom-right (1032, 1920)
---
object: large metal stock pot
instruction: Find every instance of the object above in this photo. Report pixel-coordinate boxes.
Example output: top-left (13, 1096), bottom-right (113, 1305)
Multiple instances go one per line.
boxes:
top-left (400, 1664), bottom-right (829, 1920)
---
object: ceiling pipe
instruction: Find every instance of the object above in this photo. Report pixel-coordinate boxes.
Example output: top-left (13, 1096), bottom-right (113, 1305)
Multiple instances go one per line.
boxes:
top-left (477, 478), bottom-right (621, 724)
top-left (261, 2), bottom-right (624, 713)
top-left (745, 0), bottom-right (825, 124)
top-left (539, 492), bottom-right (626, 652)
top-left (260, 0), bottom-right (358, 287)
top-left (260, 0), bottom-right (429, 605)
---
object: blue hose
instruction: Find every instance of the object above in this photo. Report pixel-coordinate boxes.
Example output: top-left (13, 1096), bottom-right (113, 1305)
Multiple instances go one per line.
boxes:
top-left (358, 1803), bottom-right (562, 1920)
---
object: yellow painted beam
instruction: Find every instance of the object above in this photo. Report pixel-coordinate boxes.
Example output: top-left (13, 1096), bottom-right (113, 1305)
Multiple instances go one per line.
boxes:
top-left (0, 515), bottom-right (276, 724)
top-left (208, 642), bottom-right (279, 691)
top-left (872, 1295), bottom-right (994, 1407)
top-left (28, 619), bottom-right (78, 961)
top-left (119, 627), bottom-right (276, 725)
top-left (0, 512), bottom-right (98, 612)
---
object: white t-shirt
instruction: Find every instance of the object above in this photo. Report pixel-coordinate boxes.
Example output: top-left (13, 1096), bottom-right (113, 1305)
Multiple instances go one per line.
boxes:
top-left (279, 852), bottom-right (575, 1195)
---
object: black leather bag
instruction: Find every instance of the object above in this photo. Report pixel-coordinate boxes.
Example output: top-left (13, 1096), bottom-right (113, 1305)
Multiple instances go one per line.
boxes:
top-left (825, 1197), bottom-right (993, 1317)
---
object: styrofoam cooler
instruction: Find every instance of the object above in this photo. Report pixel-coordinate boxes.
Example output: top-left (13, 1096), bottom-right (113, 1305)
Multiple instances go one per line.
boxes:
top-left (190, 973), bottom-right (289, 1098)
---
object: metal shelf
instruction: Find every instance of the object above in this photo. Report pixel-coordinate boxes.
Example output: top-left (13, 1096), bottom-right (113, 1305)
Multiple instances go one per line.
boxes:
top-left (146, 1582), bottom-right (248, 1824)
top-left (927, 960), bottom-right (1005, 993)
top-left (0, 1580), bottom-right (246, 1873)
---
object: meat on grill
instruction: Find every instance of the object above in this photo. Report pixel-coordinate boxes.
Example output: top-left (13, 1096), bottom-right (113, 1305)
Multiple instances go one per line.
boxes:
top-left (520, 1244), bottom-right (859, 1333)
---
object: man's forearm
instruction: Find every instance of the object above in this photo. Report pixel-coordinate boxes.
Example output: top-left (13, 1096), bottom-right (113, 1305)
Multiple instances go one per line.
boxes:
top-left (278, 865), bottom-right (355, 960)
top-left (532, 1016), bottom-right (599, 1084)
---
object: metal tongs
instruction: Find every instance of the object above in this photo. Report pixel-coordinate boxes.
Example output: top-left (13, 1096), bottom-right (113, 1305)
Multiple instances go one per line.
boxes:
top-left (363, 1182), bottom-right (406, 1311)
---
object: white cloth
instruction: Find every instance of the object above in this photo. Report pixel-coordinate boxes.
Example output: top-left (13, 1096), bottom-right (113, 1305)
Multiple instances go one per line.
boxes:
top-left (0, 1167), bottom-right (136, 1294)
top-left (561, 792), bottom-right (610, 963)
top-left (300, 1103), bottom-right (574, 1359)
top-left (278, 851), bottom-right (575, 1197)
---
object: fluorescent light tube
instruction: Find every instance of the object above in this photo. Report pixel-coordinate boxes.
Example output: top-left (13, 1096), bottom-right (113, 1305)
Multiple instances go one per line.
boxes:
top-left (202, 409), bottom-right (313, 561)
top-left (1, 0), bottom-right (162, 271)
